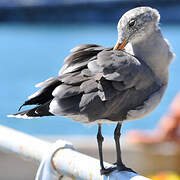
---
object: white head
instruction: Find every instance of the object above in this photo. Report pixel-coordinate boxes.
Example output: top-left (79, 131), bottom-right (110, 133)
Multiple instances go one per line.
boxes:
top-left (114, 7), bottom-right (175, 84)
top-left (114, 7), bottom-right (160, 49)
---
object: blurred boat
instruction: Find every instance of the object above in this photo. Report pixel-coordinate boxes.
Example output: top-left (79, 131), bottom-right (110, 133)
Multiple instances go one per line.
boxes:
top-left (0, 0), bottom-right (179, 23)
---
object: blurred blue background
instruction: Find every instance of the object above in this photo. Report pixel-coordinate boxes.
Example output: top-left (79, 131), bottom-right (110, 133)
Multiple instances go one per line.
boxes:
top-left (1, 0), bottom-right (180, 136)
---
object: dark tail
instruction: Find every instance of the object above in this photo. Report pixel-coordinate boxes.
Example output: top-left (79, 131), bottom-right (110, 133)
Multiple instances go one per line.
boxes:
top-left (8, 77), bottom-right (61, 119)
top-left (8, 101), bottom-right (54, 119)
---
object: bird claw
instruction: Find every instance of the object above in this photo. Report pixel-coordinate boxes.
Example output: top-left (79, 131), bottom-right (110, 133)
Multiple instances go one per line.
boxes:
top-left (112, 162), bottom-right (136, 173)
top-left (100, 164), bottom-right (135, 175)
top-left (100, 166), bottom-right (116, 175)
top-left (116, 163), bottom-right (136, 173)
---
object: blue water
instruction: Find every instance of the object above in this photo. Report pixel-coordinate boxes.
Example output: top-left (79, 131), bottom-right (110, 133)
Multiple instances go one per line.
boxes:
top-left (0, 23), bottom-right (180, 136)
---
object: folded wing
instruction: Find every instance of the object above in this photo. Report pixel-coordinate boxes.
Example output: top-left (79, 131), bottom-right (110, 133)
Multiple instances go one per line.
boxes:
top-left (10, 45), bottom-right (162, 123)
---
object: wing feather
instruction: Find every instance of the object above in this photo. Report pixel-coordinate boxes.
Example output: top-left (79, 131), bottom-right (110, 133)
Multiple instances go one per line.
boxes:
top-left (59, 44), bottom-right (106, 75)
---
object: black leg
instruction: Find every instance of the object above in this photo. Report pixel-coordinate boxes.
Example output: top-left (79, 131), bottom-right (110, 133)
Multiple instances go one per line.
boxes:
top-left (114, 122), bottom-right (135, 172)
top-left (97, 124), bottom-right (105, 171)
top-left (114, 122), bottom-right (123, 168)
top-left (97, 124), bottom-right (115, 175)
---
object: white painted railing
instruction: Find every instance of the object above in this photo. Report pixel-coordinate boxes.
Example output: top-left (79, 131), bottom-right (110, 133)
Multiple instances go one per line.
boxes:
top-left (0, 125), bottom-right (150, 180)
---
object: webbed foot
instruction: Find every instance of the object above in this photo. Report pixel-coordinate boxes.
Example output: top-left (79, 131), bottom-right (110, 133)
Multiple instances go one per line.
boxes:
top-left (117, 163), bottom-right (136, 173)
top-left (100, 166), bottom-right (116, 175)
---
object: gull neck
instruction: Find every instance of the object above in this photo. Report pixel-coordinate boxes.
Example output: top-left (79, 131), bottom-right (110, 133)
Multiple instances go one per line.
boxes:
top-left (132, 28), bottom-right (173, 84)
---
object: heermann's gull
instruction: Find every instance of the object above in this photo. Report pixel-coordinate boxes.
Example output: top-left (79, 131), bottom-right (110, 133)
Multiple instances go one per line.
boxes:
top-left (9, 7), bottom-right (174, 175)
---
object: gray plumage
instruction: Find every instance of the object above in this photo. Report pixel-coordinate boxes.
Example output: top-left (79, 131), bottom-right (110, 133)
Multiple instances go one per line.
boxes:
top-left (9, 7), bottom-right (174, 125)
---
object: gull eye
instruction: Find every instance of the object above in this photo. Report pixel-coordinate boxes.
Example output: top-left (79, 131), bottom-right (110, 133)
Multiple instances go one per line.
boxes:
top-left (128, 19), bottom-right (136, 27)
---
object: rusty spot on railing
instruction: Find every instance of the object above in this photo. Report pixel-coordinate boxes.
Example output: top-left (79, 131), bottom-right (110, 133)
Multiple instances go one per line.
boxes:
top-left (19, 145), bottom-right (23, 152)
top-left (69, 160), bottom-right (73, 166)
top-left (70, 173), bottom-right (76, 180)
top-left (75, 170), bottom-right (79, 177)
top-left (90, 172), bottom-right (93, 180)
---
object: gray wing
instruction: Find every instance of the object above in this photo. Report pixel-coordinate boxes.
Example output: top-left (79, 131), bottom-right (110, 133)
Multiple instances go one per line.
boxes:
top-left (50, 44), bottom-right (109, 119)
top-left (11, 44), bottom-right (162, 123)
top-left (12, 44), bottom-right (109, 119)
top-left (91, 50), bottom-right (159, 93)
top-left (50, 48), bottom-right (161, 122)
top-left (59, 44), bottom-right (108, 75)
top-left (87, 50), bottom-right (162, 121)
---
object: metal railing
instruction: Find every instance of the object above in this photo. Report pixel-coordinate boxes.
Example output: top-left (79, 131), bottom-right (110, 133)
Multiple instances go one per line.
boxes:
top-left (0, 125), bottom-right (150, 180)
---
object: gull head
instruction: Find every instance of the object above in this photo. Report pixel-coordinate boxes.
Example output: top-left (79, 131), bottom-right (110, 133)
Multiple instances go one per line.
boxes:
top-left (114, 7), bottom-right (160, 50)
